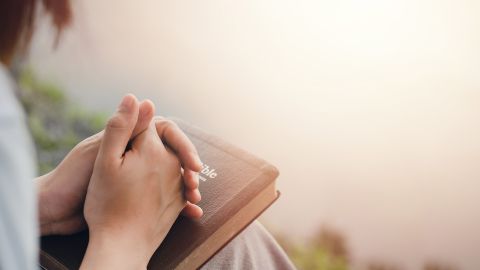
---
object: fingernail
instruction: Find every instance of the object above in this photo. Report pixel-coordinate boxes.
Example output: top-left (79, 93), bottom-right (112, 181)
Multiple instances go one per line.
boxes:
top-left (191, 152), bottom-right (203, 170)
top-left (118, 95), bottom-right (134, 112)
top-left (195, 172), bottom-right (200, 185)
top-left (196, 189), bottom-right (202, 202)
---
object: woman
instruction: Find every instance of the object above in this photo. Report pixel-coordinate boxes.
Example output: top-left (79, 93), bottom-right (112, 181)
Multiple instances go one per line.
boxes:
top-left (0, 1), bottom-right (295, 269)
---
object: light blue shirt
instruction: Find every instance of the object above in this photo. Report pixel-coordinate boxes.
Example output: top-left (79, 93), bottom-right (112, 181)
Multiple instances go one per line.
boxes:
top-left (0, 64), bottom-right (38, 270)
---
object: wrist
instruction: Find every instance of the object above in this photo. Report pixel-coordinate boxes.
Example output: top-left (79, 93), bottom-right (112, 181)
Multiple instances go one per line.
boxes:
top-left (81, 231), bottom-right (150, 270)
top-left (36, 172), bottom-right (56, 232)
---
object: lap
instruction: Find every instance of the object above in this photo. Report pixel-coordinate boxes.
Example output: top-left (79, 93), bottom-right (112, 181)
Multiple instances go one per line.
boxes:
top-left (201, 221), bottom-right (296, 270)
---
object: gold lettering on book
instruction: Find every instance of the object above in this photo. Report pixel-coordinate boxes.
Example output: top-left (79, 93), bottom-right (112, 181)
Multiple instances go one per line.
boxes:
top-left (199, 164), bottom-right (217, 182)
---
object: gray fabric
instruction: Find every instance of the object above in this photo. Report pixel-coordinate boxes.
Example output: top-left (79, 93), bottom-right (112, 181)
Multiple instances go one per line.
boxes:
top-left (202, 221), bottom-right (296, 270)
top-left (0, 64), bottom-right (38, 270)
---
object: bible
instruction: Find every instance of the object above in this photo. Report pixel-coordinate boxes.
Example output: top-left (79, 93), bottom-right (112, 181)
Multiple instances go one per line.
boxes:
top-left (39, 118), bottom-right (280, 269)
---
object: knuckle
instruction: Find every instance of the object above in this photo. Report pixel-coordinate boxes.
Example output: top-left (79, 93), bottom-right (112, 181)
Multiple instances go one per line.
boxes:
top-left (78, 132), bottom-right (102, 148)
top-left (106, 115), bottom-right (128, 130)
top-left (158, 119), bottom-right (177, 131)
top-left (164, 119), bottom-right (177, 128)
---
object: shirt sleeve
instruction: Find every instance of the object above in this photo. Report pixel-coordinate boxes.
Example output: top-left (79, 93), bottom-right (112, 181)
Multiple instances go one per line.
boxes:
top-left (0, 66), bottom-right (38, 270)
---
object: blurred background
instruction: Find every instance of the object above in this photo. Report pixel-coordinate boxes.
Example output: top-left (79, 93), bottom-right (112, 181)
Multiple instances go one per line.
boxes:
top-left (20, 0), bottom-right (480, 269)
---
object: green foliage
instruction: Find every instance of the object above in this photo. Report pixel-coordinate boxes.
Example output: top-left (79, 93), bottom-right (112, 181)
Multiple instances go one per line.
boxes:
top-left (275, 224), bottom-right (460, 270)
top-left (289, 245), bottom-right (348, 270)
top-left (366, 262), bottom-right (403, 270)
top-left (275, 226), bottom-right (349, 270)
top-left (16, 68), bottom-right (106, 174)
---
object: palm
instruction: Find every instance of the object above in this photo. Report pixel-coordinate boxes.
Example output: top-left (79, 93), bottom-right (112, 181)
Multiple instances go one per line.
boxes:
top-left (41, 134), bottom-right (100, 235)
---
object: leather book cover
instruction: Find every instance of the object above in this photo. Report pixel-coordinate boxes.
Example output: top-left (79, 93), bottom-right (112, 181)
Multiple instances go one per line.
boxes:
top-left (40, 118), bottom-right (280, 269)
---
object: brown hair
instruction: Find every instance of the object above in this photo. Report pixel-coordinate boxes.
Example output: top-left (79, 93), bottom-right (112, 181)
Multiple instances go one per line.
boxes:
top-left (0, 0), bottom-right (72, 65)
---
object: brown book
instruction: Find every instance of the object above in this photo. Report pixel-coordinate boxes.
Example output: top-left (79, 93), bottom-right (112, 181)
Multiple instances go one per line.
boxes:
top-left (39, 118), bottom-right (280, 270)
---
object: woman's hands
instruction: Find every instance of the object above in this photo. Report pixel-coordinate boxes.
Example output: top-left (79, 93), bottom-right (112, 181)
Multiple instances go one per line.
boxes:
top-left (36, 100), bottom-right (155, 235)
top-left (81, 95), bottom-right (186, 269)
top-left (37, 96), bottom-right (203, 236)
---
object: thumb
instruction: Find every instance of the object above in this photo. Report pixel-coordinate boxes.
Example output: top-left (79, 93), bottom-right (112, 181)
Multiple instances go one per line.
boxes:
top-left (98, 94), bottom-right (139, 162)
top-left (131, 118), bottom-right (165, 154)
top-left (131, 99), bottom-right (155, 138)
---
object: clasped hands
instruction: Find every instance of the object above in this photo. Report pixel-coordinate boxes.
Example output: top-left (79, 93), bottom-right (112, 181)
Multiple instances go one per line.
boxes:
top-left (36, 95), bottom-right (203, 269)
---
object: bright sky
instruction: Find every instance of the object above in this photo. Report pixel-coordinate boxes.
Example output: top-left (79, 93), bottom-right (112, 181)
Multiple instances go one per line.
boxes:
top-left (30, 0), bottom-right (480, 268)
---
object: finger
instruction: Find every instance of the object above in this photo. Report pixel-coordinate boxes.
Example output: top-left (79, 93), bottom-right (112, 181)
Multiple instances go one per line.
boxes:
top-left (131, 118), bottom-right (165, 153)
top-left (92, 100), bottom-right (154, 153)
top-left (183, 169), bottom-right (199, 189)
top-left (41, 213), bottom-right (86, 236)
top-left (185, 188), bottom-right (201, 204)
top-left (154, 117), bottom-right (202, 172)
top-left (132, 100), bottom-right (155, 138)
top-left (98, 94), bottom-right (139, 162)
top-left (181, 202), bottom-right (203, 219)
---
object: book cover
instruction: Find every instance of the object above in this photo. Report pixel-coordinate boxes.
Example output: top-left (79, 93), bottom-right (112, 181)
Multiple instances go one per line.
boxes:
top-left (40, 118), bottom-right (280, 269)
